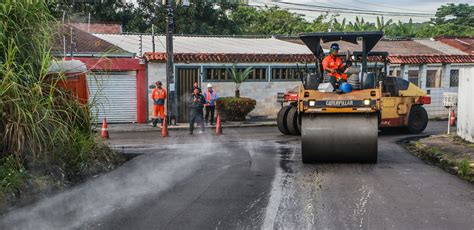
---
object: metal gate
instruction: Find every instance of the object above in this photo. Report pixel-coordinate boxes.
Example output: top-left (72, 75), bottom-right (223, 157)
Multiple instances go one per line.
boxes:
top-left (177, 67), bottom-right (199, 123)
top-left (87, 72), bottom-right (137, 123)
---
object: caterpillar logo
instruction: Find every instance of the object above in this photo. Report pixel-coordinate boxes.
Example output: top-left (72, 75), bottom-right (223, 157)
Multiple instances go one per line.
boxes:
top-left (325, 100), bottom-right (354, 107)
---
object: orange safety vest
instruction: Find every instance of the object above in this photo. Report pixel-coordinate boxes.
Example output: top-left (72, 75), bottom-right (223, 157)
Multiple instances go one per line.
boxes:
top-left (151, 88), bottom-right (167, 100)
top-left (206, 91), bottom-right (217, 106)
top-left (322, 55), bottom-right (348, 80)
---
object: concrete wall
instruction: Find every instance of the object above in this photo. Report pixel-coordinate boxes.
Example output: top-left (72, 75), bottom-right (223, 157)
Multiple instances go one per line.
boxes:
top-left (401, 63), bottom-right (462, 118)
top-left (457, 67), bottom-right (474, 142)
top-left (205, 81), bottom-right (301, 118)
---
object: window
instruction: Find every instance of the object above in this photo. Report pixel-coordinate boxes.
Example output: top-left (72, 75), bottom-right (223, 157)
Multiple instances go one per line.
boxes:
top-left (271, 67), bottom-right (315, 81)
top-left (389, 68), bottom-right (400, 77)
top-left (449, 69), bottom-right (459, 87)
top-left (204, 67), bottom-right (267, 81)
top-left (408, 69), bottom-right (419, 86)
top-left (426, 68), bottom-right (443, 88)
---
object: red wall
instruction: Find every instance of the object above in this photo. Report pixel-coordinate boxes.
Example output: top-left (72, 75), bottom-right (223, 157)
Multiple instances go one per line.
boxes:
top-left (65, 57), bottom-right (147, 123)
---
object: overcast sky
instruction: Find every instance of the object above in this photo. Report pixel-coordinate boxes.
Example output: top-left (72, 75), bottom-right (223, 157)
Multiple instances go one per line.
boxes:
top-left (125, 0), bottom-right (470, 23)
top-left (250, 0), bottom-right (471, 23)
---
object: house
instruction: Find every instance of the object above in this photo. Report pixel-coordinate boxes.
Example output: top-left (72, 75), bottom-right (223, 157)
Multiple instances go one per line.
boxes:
top-left (278, 36), bottom-right (474, 118)
top-left (93, 33), bottom-right (474, 122)
top-left (51, 24), bottom-right (147, 123)
top-left (435, 36), bottom-right (474, 55)
top-left (93, 34), bottom-right (314, 122)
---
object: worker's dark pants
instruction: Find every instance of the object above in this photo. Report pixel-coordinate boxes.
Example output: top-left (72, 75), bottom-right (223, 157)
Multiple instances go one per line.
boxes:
top-left (205, 106), bottom-right (215, 124)
top-left (152, 118), bottom-right (162, 127)
top-left (329, 76), bottom-right (347, 90)
top-left (189, 109), bottom-right (204, 133)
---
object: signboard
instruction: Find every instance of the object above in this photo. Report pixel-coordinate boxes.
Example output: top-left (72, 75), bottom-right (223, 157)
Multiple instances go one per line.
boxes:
top-left (443, 92), bottom-right (458, 107)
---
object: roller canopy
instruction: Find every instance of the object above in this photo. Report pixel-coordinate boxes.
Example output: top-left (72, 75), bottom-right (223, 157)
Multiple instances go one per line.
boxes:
top-left (299, 31), bottom-right (384, 57)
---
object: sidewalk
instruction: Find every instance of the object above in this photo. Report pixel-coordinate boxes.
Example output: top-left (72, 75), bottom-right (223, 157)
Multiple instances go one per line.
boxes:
top-left (405, 134), bottom-right (474, 183)
top-left (99, 119), bottom-right (277, 132)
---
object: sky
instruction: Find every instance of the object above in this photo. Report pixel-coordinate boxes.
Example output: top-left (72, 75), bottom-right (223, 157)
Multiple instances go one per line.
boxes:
top-left (250, 0), bottom-right (471, 23)
top-left (125, 0), bottom-right (471, 23)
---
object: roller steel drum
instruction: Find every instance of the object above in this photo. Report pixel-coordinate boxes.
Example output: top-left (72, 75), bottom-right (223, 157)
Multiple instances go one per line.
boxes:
top-left (301, 113), bottom-right (378, 163)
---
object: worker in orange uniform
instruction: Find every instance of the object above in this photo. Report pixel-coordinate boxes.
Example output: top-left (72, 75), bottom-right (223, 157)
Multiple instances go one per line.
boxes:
top-left (322, 43), bottom-right (352, 90)
top-left (151, 81), bottom-right (167, 127)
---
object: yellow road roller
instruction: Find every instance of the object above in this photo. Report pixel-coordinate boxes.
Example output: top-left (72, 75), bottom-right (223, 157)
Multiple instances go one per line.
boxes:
top-left (276, 31), bottom-right (431, 163)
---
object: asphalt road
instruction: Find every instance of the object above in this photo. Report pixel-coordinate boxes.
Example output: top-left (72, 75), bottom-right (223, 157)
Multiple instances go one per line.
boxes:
top-left (1, 121), bottom-right (473, 230)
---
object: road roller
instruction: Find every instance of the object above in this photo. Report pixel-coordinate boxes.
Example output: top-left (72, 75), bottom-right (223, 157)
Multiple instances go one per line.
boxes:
top-left (276, 31), bottom-right (431, 163)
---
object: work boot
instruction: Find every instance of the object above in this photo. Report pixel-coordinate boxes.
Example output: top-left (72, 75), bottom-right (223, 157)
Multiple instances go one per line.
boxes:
top-left (152, 119), bottom-right (159, 127)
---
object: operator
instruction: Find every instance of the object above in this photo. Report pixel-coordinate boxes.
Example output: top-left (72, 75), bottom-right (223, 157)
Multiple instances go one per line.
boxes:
top-left (151, 81), bottom-right (167, 128)
top-left (205, 83), bottom-right (218, 125)
top-left (322, 43), bottom-right (352, 90)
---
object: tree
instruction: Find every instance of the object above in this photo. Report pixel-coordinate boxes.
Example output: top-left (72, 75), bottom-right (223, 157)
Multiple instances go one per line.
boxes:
top-left (433, 3), bottom-right (473, 27)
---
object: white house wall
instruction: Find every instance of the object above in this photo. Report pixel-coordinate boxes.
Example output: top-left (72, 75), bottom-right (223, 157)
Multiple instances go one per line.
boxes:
top-left (457, 67), bottom-right (474, 142)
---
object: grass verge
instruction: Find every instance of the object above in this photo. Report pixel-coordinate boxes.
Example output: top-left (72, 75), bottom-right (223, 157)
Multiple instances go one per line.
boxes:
top-left (405, 139), bottom-right (474, 183)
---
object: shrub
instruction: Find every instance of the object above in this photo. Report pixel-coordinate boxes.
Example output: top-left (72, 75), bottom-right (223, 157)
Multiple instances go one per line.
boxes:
top-left (0, 155), bottom-right (29, 198)
top-left (216, 97), bottom-right (256, 121)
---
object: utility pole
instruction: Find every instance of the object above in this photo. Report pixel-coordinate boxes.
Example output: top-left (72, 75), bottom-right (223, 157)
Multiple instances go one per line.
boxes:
top-left (152, 24), bottom-right (155, 53)
top-left (70, 26), bottom-right (74, 58)
top-left (165, 0), bottom-right (175, 124)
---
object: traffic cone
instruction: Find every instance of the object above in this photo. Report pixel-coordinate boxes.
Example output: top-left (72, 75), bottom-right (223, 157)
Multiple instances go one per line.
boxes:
top-left (215, 114), bottom-right (222, 135)
top-left (450, 110), bottom-right (456, 126)
top-left (101, 118), bottom-right (109, 139)
top-left (161, 115), bottom-right (169, 137)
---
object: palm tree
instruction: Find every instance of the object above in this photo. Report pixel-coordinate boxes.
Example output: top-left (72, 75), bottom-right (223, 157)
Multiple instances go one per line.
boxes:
top-left (227, 63), bottom-right (253, 98)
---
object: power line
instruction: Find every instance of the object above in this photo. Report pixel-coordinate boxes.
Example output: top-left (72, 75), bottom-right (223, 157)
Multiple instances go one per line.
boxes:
top-left (277, 1), bottom-right (435, 17)
top-left (354, 0), bottom-right (436, 14)
top-left (261, 1), bottom-right (435, 18)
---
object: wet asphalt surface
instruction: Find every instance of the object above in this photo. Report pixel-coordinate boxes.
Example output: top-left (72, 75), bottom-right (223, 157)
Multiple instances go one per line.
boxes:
top-left (1, 121), bottom-right (473, 230)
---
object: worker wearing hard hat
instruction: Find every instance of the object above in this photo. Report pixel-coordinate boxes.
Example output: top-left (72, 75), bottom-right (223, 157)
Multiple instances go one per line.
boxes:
top-left (322, 43), bottom-right (352, 89)
top-left (151, 81), bottom-right (167, 127)
top-left (205, 83), bottom-right (218, 125)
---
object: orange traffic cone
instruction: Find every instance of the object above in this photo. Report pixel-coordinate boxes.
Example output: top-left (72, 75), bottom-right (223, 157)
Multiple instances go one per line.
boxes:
top-left (215, 114), bottom-right (222, 135)
top-left (162, 115), bottom-right (169, 137)
top-left (101, 118), bottom-right (109, 139)
top-left (450, 110), bottom-right (456, 126)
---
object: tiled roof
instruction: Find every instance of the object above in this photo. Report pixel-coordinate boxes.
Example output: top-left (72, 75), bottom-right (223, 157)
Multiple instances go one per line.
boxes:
top-left (144, 52), bottom-right (315, 63)
top-left (70, 22), bottom-right (122, 34)
top-left (435, 37), bottom-right (474, 55)
top-left (51, 24), bottom-right (129, 55)
top-left (144, 52), bottom-right (474, 64)
top-left (277, 37), bottom-right (465, 55)
top-left (388, 55), bottom-right (474, 64)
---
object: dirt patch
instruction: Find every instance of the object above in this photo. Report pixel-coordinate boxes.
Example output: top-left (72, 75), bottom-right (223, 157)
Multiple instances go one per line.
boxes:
top-left (404, 134), bottom-right (474, 183)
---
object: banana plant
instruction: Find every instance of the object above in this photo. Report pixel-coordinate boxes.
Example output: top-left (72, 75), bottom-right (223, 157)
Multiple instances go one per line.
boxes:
top-left (376, 16), bottom-right (393, 31)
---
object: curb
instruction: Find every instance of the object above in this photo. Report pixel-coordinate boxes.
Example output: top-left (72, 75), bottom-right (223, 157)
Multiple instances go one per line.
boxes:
top-left (96, 122), bottom-right (277, 133)
top-left (401, 136), bottom-right (474, 183)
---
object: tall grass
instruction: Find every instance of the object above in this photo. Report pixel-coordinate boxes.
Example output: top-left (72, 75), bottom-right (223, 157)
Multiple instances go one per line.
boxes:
top-left (0, 1), bottom-right (90, 165)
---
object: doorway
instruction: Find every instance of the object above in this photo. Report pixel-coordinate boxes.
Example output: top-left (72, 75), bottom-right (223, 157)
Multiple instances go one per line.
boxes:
top-left (177, 67), bottom-right (200, 123)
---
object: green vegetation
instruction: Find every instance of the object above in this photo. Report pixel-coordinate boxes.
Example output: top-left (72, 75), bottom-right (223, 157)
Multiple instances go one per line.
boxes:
top-left (227, 64), bottom-right (253, 98)
top-left (0, 0), bottom-right (124, 209)
top-left (49, 2), bottom-right (473, 37)
top-left (407, 141), bottom-right (473, 183)
top-left (216, 97), bottom-right (256, 121)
